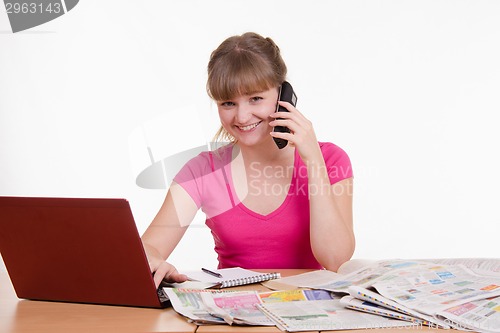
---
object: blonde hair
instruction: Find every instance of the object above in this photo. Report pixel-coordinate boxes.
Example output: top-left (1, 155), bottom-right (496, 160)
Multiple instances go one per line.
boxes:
top-left (207, 32), bottom-right (288, 143)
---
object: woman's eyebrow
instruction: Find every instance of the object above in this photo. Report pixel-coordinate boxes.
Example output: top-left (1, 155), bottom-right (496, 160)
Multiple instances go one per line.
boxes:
top-left (245, 91), bottom-right (265, 96)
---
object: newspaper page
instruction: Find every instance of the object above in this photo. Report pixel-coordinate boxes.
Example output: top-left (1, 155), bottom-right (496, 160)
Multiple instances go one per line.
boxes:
top-left (307, 259), bottom-right (438, 293)
top-left (337, 259), bottom-right (379, 274)
top-left (165, 288), bottom-right (337, 326)
top-left (163, 288), bottom-right (227, 324)
top-left (263, 259), bottom-right (499, 292)
top-left (346, 285), bottom-right (448, 328)
top-left (258, 299), bottom-right (416, 332)
top-left (203, 289), bottom-right (337, 325)
top-left (259, 289), bottom-right (337, 302)
top-left (340, 296), bottom-right (428, 324)
top-left (262, 259), bottom-right (378, 291)
top-left (372, 264), bottom-right (500, 316)
top-left (262, 269), bottom-right (340, 290)
top-left (165, 288), bottom-right (273, 325)
top-left (199, 290), bottom-right (274, 325)
top-left (436, 295), bottom-right (500, 333)
top-left (418, 258), bottom-right (500, 278)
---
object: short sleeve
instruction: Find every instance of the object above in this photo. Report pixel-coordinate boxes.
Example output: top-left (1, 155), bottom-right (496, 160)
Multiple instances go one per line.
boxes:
top-left (172, 152), bottom-right (212, 209)
top-left (319, 142), bottom-right (353, 184)
top-left (172, 145), bottom-right (236, 218)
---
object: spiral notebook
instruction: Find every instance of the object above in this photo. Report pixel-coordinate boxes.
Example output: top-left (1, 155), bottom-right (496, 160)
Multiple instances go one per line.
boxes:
top-left (185, 267), bottom-right (281, 288)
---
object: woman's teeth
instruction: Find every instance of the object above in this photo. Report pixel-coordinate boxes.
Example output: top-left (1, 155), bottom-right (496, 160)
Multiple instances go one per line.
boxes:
top-left (238, 121), bottom-right (261, 131)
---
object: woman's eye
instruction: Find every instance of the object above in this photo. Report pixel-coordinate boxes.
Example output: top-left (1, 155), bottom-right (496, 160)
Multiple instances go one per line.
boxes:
top-left (220, 101), bottom-right (235, 107)
top-left (250, 96), bottom-right (263, 102)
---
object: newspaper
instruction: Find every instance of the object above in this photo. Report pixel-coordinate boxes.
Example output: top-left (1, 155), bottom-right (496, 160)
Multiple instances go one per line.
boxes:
top-left (257, 299), bottom-right (415, 332)
top-left (166, 259), bottom-right (500, 331)
top-left (266, 258), bottom-right (500, 292)
top-left (339, 262), bottom-right (500, 333)
top-left (372, 264), bottom-right (500, 316)
top-left (297, 259), bottom-right (438, 293)
top-left (436, 295), bottom-right (500, 333)
top-left (340, 296), bottom-right (434, 325)
top-left (164, 288), bottom-right (336, 326)
top-left (288, 258), bottom-right (500, 333)
top-left (263, 269), bottom-right (340, 291)
top-left (418, 258), bottom-right (500, 278)
top-left (199, 290), bottom-right (275, 325)
top-left (344, 286), bottom-right (448, 328)
top-left (163, 288), bottom-right (227, 324)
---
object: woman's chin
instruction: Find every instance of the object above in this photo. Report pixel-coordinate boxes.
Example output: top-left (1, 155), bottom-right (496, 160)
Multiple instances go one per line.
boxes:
top-left (236, 135), bottom-right (274, 148)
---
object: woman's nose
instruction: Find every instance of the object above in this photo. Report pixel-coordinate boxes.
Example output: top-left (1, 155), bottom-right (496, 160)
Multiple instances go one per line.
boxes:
top-left (235, 105), bottom-right (252, 124)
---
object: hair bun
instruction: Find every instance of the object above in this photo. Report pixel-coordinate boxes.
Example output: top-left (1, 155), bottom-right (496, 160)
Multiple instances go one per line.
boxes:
top-left (265, 37), bottom-right (281, 54)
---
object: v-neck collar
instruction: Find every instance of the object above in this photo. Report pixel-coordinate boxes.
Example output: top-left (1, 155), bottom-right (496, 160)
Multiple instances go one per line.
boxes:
top-left (224, 145), bottom-right (299, 220)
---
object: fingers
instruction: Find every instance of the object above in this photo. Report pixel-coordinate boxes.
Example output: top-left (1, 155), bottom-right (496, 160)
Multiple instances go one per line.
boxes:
top-left (269, 118), bottom-right (299, 133)
top-left (269, 102), bottom-right (320, 161)
top-left (152, 261), bottom-right (188, 288)
top-left (153, 262), bottom-right (170, 288)
top-left (269, 105), bottom-right (314, 142)
top-left (169, 272), bottom-right (189, 283)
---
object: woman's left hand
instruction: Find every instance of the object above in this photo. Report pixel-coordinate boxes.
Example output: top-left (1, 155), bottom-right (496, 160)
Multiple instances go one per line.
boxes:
top-left (269, 101), bottom-right (322, 163)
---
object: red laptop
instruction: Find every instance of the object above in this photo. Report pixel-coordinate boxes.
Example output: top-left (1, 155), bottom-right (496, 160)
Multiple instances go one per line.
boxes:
top-left (0, 196), bottom-right (169, 308)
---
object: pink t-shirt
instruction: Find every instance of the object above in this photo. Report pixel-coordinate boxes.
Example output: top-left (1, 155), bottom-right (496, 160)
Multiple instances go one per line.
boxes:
top-left (173, 142), bottom-right (353, 269)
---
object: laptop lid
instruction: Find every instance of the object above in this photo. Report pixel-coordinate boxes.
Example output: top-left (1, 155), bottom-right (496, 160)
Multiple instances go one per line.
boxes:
top-left (0, 196), bottom-right (167, 308)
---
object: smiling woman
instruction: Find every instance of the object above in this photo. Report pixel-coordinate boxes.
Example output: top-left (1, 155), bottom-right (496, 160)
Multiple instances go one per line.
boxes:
top-left (208, 33), bottom-right (287, 144)
top-left (141, 32), bottom-right (355, 287)
top-left (216, 88), bottom-right (279, 148)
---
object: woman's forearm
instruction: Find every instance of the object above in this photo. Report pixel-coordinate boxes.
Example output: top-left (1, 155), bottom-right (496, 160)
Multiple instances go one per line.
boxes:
top-left (306, 156), bottom-right (355, 271)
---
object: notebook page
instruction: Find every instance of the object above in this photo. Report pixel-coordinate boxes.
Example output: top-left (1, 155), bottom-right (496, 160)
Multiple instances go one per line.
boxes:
top-left (185, 267), bottom-right (276, 284)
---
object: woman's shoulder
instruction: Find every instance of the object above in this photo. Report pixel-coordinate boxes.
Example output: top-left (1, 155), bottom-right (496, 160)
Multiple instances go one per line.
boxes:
top-left (181, 143), bottom-right (233, 172)
top-left (318, 141), bottom-right (353, 180)
top-left (318, 141), bottom-right (349, 157)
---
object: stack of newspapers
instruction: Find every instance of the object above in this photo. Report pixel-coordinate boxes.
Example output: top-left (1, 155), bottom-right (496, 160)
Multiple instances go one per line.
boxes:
top-left (164, 287), bottom-right (417, 330)
top-left (164, 258), bottom-right (500, 332)
top-left (268, 258), bottom-right (500, 332)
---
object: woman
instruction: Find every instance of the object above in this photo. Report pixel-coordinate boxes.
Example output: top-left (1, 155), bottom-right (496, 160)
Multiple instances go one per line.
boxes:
top-left (142, 32), bottom-right (354, 287)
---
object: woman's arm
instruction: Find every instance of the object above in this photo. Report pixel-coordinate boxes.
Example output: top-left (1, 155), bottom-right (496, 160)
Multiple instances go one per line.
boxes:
top-left (270, 102), bottom-right (355, 271)
top-left (141, 182), bottom-right (199, 287)
top-left (307, 165), bottom-right (354, 271)
top-left (292, 141), bottom-right (354, 271)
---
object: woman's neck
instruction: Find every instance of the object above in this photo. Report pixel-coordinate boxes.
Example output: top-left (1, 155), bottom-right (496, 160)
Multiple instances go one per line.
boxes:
top-left (234, 139), bottom-right (294, 166)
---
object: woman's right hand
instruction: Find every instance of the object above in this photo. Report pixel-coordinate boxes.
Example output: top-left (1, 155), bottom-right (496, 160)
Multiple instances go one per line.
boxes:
top-left (150, 260), bottom-right (188, 288)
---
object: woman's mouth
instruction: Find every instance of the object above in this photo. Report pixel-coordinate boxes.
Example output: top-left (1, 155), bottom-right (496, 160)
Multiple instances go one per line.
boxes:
top-left (237, 121), bottom-right (262, 132)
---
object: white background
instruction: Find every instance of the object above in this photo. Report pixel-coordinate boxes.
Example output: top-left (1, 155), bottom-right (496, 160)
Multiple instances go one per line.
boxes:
top-left (1, 0), bottom-right (499, 271)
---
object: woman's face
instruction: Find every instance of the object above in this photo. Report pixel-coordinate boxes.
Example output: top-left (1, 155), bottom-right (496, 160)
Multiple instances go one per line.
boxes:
top-left (217, 87), bottom-right (279, 147)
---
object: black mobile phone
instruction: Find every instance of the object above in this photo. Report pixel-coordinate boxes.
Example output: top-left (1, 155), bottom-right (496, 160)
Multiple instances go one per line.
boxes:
top-left (273, 81), bottom-right (297, 149)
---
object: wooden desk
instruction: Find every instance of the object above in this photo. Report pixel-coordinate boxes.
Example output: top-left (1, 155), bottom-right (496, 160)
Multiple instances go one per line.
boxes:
top-left (0, 269), bottom-right (301, 333)
top-left (0, 268), bottom-right (196, 333)
top-left (0, 269), bottom-right (444, 333)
